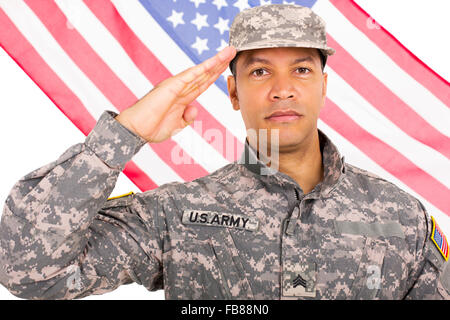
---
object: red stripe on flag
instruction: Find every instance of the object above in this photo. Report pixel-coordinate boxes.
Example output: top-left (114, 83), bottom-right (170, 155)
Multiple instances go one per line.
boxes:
top-left (0, 9), bottom-right (94, 135)
top-left (24, 0), bottom-right (208, 182)
top-left (123, 161), bottom-right (158, 191)
top-left (23, 0), bottom-right (137, 110)
top-left (320, 99), bottom-right (450, 216)
top-left (330, 0), bottom-right (450, 107)
top-left (326, 35), bottom-right (450, 160)
top-left (0, 8), bottom-right (158, 192)
top-left (84, 0), bottom-right (244, 163)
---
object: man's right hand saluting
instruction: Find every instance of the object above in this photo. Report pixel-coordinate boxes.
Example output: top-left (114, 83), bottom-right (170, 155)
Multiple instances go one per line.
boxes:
top-left (115, 46), bottom-right (236, 143)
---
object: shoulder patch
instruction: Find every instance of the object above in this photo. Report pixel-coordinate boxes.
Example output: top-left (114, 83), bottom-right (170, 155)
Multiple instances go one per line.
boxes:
top-left (107, 191), bottom-right (134, 201)
top-left (431, 216), bottom-right (449, 261)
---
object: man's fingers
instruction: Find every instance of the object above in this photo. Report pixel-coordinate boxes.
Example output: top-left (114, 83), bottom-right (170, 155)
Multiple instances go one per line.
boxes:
top-left (196, 61), bottom-right (230, 94)
top-left (177, 48), bottom-right (235, 98)
top-left (194, 46), bottom-right (236, 76)
top-left (176, 46), bottom-right (236, 86)
top-left (178, 60), bottom-right (229, 100)
top-left (179, 62), bottom-right (226, 95)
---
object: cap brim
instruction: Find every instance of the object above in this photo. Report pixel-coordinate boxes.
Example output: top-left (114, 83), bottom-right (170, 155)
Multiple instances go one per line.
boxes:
top-left (234, 40), bottom-right (335, 56)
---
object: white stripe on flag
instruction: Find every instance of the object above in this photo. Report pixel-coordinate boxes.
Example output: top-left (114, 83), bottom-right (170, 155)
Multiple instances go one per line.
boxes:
top-left (172, 128), bottom-right (230, 172)
top-left (0, 0), bottom-right (107, 118)
top-left (1, 0), bottom-right (183, 186)
top-left (314, 0), bottom-right (450, 137)
top-left (54, 0), bottom-right (152, 99)
top-left (132, 146), bottom-right (184, 185)
top-left (326, 67), bottom-right (450, 189)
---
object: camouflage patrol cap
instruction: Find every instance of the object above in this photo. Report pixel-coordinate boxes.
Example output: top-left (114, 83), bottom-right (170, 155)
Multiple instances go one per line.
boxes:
top-left (229, 4), bottom-right (335, 60)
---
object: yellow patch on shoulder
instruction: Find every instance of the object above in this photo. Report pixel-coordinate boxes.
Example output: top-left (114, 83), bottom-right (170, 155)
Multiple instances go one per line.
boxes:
top-left (107, 191), bottom-right (134, 201)
top-left (431, 216), bottom-right (449, 261)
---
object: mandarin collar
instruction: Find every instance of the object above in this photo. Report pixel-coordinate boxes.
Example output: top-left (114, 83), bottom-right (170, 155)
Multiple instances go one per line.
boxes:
top-left (238, 129), bottom-right (345, 198)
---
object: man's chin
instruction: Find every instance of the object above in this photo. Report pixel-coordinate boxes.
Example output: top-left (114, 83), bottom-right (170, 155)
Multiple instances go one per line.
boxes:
top-left (247, 126), bottom-right (315, 153)
top-left (277, 132), bottom-right (306, 147)
top-left (276, 129), bottom-right (319, 152)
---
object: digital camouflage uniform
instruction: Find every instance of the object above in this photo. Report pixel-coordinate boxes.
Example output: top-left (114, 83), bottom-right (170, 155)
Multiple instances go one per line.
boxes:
top-left (0, 111), bottom-right (448, 299)
top-left (1, 4), bottom-right (449, 300)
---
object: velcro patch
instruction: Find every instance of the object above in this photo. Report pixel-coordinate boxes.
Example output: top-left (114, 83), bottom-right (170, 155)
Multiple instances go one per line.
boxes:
top-left (282, 262), bottom-right (317, 298)
top-left (182, 210), bottom-right (259, 232)
top-left (431, 216), bottom-right (449, 261)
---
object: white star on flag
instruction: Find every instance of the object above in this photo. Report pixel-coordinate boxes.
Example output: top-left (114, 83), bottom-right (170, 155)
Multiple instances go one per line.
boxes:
top-left (191, 12), bottom-right (209, 31)
top-left (212, 0), bottom-right (228, 11)
top-left (189, 0), bottom-right (205, 9)
top-left (191, 36), bottom-right (209, 55)
top-left (260, 0), bottom-right (272, 5)
top-left (214, 17), bottom-right (229, 35)
top-left (166, 10), bottom-right (184, 28)
top-left (234, 0), bottom-right (250, 12)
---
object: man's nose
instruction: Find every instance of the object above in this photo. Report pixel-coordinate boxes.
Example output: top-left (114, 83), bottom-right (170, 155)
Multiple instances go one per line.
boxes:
top-left (269, 76), bottom-right (296, 101)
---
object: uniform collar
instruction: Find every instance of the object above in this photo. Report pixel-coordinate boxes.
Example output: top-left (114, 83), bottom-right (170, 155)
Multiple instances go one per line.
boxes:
top-left (238, 129), bottom-right (345, 198)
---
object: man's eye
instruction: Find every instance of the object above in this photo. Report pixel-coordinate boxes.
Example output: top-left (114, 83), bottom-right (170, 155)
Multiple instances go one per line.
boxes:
top-left (296, 67), bottom-right (311, 74)
top-left (251, 68), bottom-right (268, 77)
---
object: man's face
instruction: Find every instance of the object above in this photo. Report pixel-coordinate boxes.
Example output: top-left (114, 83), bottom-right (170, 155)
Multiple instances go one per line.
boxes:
top-left (227, 47), bottom-right (327, 153)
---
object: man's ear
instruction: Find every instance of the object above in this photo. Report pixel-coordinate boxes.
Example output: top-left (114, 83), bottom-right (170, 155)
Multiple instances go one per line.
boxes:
top-left (227, 75), bottom-right (240, 111)
top-left (319, 72), bottom-right (328, 111)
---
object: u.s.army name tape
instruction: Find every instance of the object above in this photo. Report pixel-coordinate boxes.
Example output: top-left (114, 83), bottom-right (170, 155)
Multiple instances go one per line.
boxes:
top-left (182, 210), bottom-right (259, 232)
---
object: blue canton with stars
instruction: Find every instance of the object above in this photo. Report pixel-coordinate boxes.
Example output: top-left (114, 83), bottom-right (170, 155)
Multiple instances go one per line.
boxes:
top-left (138, 0), bottom-right (317, 94)
top-left (434, 227), bottom-right (443, 247)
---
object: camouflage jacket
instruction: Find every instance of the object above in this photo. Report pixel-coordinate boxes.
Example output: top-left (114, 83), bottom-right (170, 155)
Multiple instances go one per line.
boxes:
top-left (1, 111), bottom-right (449, 300)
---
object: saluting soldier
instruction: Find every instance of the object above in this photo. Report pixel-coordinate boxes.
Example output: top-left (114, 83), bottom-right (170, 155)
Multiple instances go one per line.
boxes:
top-left (0, 4), bottom-right (448, 299)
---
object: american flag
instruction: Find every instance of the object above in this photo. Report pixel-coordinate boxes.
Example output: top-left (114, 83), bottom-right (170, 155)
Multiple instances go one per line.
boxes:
top-left (431, 217), bottom-right (449, 261)
top-left (0, 1), bottom-right (449, 238)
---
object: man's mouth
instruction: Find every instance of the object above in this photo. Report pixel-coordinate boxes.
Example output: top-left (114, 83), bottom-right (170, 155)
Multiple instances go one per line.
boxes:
top-left (265, 109), bottom-right (303, 122)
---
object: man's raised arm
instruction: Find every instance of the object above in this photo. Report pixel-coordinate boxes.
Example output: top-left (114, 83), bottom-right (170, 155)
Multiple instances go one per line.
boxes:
top-left (0, 47), bottom-right (236, 299)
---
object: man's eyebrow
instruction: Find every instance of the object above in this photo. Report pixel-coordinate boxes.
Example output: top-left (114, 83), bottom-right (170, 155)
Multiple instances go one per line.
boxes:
top-left (241, 56), bottom-right (272, 68)
top-left (291, 56), bottom-right (315, 65)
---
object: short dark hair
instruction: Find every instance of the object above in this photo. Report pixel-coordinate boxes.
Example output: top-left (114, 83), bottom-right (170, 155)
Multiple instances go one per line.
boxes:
top-left (318, 50), bottom-right (326, 70)
top-left (229, 52), bottom-right (241, 78)
top-left (229, 49), bottom-right (326, 78)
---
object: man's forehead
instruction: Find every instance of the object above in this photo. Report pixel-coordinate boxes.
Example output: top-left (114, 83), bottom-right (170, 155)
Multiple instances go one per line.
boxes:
top-left (238, 47), bottom-right (321, 66)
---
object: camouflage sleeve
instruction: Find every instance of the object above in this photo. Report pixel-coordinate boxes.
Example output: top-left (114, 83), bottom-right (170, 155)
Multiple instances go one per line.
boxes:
top-left (0, 111), bottom-right (163, 299)
top-left (404, 200), bottom-right (450, 299)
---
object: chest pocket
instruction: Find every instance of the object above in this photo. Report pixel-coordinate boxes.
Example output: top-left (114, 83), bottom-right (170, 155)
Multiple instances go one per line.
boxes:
top-left (165, 235), bottom-right (228, 299)
top-left (333, 220), bottom-right (405, 299)
top-left (209, 229), bottom-right (254, 299)
top-left (171, 227), bottom-right (254, 300)
top-left (350, 237), bottom-right (387, 299)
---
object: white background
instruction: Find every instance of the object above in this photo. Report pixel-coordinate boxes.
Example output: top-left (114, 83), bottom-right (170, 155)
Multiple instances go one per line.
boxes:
top-left (0, 0), bottom-right (449, 299)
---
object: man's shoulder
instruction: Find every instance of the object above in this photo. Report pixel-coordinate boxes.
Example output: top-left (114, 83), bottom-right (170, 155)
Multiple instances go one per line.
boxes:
top-left (344, 161), bottom-right (396, 183)
top-left (342, 162), bottom-right (423, 214)
top-left (341, 162), bottom-right (430, 248)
